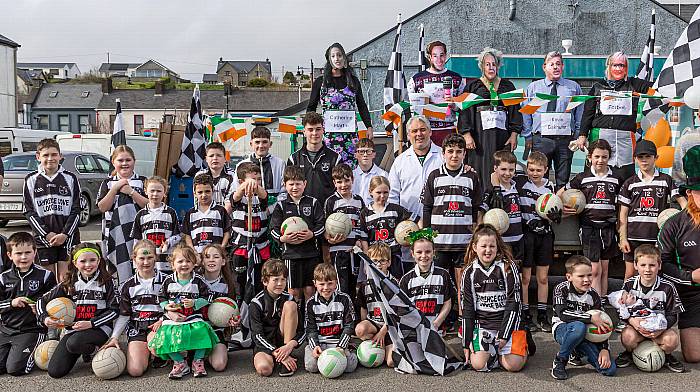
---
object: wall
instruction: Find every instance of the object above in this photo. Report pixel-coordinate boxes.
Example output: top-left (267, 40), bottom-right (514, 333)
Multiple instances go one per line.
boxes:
top-left (217, 63), bottom-right (241, 86)
top-left (31, 109), bottom-right (96, 133)
top-left (0, 45), bottom-right (17, 127)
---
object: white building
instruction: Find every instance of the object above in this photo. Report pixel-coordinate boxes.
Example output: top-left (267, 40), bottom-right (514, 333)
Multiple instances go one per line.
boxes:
top-left (16, 62), bottom-right (80, 80)
top-left (0, 34), bottom-right (19, 127)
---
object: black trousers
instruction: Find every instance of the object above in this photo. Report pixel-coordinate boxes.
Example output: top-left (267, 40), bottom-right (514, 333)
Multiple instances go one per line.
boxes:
top-left (48, 328), bottom-right (108, 379)
top-left (0, 331), bottom-right (44, 376)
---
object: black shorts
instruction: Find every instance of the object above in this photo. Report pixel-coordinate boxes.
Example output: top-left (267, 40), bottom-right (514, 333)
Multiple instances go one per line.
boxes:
top-left (214, 329), bottom-right (227, 344)
top-left (285, 257), bottom-right (321, 289)
top-left (37, 246), bottom-right (69, 265)
top-left (435, 251), bottom-right (466, 270)
top-left (580, 225), bottom-right (619, 262)
top-left (623, 240), bottom-right (654, 262)
top-left (679, 295), bottom-right (700, 329)
top-left (126, 327), bottom-right (149, 343)
top-left (505, 240), bottom-right (524, 262)
top-left (523, 231), bottom-right (554, 268)
top-left (253, 332), bottom-right (284, 355)
top-left (367, 319), bottom-right (393, 346)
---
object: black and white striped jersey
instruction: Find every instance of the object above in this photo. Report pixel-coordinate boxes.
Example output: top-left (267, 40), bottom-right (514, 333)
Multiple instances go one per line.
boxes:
top-left (481, 180), bottom-right (524, 243)
top-left (618, 170), bottom-right (679, 242)
top-left (564, 167), bottom-right (622, 227)
top-left (620, 275), bottom-right (684, 320)
top-left (23, 166), bottom-right (81, 249)
top-left (269, 195), bottom-right (325, 260)
top-left (230, 195), bottom-right (269, 250)
top-left (118, 271), bottom-right (164, 331)
top-left (551, 281), bottom-right (607, 347)
top-left (38, 271), bottom-right (118, 336)
top-left (204, 275), bottom-right (233, 299)
top-left (356, 274), bottom-right (397, 326)
top-left (421, 165), bottom-right (482, 251)
top-left (516, 175), bottom-right (555, 224)
top-left (195, 168), bottom-right (236, 207)
top-left (359, 202), bottom-right (416, 254)
top-left (400, 264), bottom-right (455, 324)
top-left (131, 203), bottom-right (181, 273)
top-left (158, 273), bottom-right (210, 323)
top-left (250, 290), bottom-right (305, 354)
top-left (181, 202), bottom-right (232, 253)
top-left (305, 291), bottom-right (355, 349)
top-left (460, 259), bottom-right (521, 348)
top-left (324, 192), bottom-right (366, 252)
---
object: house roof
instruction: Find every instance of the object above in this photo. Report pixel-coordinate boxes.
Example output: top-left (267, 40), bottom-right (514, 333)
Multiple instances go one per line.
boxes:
top-left (98, 63), bottom-right (140, 72)
top-left (33, 84), bottom-right (103, 109)
top-left (0, 33), bottom-right (19, 48)
top-left (203, 74), bottom-right (219, 82)
top-left (17, 88), bottom-right (40, 107)
top-left (96, 88), bottom-right (310, 113)
top-left (17, 69), bottom-right (44, 84)
top-left (134, 59), bottom-right (177, 74)
top-left (271, 99), bottom-right (310, 119)
top-left (216, 60), bottom-right (272, 74)
top-left (17, 62), bottom-right (77, 69)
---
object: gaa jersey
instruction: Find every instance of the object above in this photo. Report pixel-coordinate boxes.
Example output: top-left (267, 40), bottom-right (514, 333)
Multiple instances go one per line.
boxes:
top-left (195, 168), bottom-right (236, 207)
top-left (181, 202), bottom-right (232, 253)
top-left (359, 202), bottom-right (416, 254)
top-left (305, 291), bottom-right (355, 349)
top-left (230, 195), bottom-right (269, 250)
top-left (205, 276), bottom-right (231, 299)
top-left (0, 264), bottom-right (56, 335)
top-left (658, 210), bottom-right (700, 300)
top-left (324, 192), bottom-right (366, 252)
top-left (481, 181), bottom-right (524, 243)
top-left (23, 166), bottom-right (81, 249)
top-left (515, 175), bottom-right (555, 225)
top-left (460, 259), bottom-right (521, 347)
top-left (118, 271), bottom-right (164, 332)
top-left (131, 203), bottom-right (181, 273)
top-left (38, 271), bottom-right (118, 336)
top-left (551, 281), bottom-right (607, 347)
top-left (407, 69), bottom-right (466, 130)
top-left (421, 165), bottom-right (482, 251)
top-left (618, 170), bottom-right (679, 242)
top-left (399, 264), bottom-right (455, 324)
top-left (159, 273), bottom-right (210, 324)
top-left (250, 290), bottom-right (306, 354)
top-left (356, 274), bottom-right (398, 326)
top-left (564, 167), bottom-right (622, 227)
top-left (269, 195), bottom-right (325, 260)
top-left (620, 275), bottom-right (684, 320)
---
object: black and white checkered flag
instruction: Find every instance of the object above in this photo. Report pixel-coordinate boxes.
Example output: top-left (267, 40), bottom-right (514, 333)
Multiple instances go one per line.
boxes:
top-left (111, 99), bottom-right (126, 149)
top-left (418, 23), bottom-right (429, 72)
top-left (636, 8), bottom-right (655, 82)
top-left (383, 15), bottom-right (410, 143)
top-left (173, 85), bottom-right (206, 177)
top-left (357, 248), bottom-right (462, 375)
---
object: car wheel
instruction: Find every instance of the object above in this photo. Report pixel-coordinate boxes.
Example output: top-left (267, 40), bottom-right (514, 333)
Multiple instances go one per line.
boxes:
top-left (79, 193), bottom-right (91, 227)
top-left (0, 219), bottom-right (7, 228)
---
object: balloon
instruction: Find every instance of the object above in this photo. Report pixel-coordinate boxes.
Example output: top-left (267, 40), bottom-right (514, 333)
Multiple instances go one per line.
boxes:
top-left (683, 85), bottom-right (700, 109)
top-left (657, 145), bottom-right (675, 168)
top-left (644, 118), bottom-right (671, 147)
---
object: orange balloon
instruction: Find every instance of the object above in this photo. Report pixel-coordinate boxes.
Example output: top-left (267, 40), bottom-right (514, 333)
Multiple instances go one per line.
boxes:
top-left (644, 118), bottom-right (671, 147)
top-left (656, 145), bottom-right (675, 168)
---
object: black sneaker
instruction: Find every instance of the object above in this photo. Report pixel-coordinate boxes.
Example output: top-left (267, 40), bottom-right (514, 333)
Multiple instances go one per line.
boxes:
top-left (551, 356), bottom-right (568, 380)
top-left (526, 318), bottom-right (539, 332)
top-left (568, 352), bottom-right (585, 366)
top-left (537, 315), bottom-right (552, 333)
top-left (278, 363), bottom-right (296, 377)
top-left (665, 353), bottom-right (685, 373)
top-left (526, 328), bottom-right (537, 356)
top-left (615, 351), bottom-right (632, 368)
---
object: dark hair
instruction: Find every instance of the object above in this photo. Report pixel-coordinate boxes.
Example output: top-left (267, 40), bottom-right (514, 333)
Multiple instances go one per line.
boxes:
top-left (314, 262), bottom-right (338, 282)
top-left (493, 150), bottom-right (517, 166)
top-left (565, 255), bottom-right (592, 274)
top-left (356, 138), bottom-right (375, 150)
top-left (262, 259), bottom-right (288, 282)
top-left (588, 139), bottom-right (612, 157)
top-left (332, 163), bottom-right (353, 181)
top-left (302, 112), bottom-right (324, 127)
top-left (442, 133), bottom-right (466, 151)
top-left (634, 244), bottom-right (661, 264)
top-left (37, 138), bottom-right (60, 153)
top-left (236, 161), bottom-right (261, 181)
top-left (323, 42), bottom-right (356, 91)
top-left (7, 232), bottom-right (36, 253)
top-left (62, 243), bottom-right (112, 294)
top-left (464, 224), bottom-right (514, 270)
top-left (283, 165), bottom-right (305, 183)
top-left (201, 244), bottom-right (236, 298)
top-left (205, 142), bottom-right (226, 155)
top-left (193, 173), bottom-right (214, 189)
top-left (251, 126), bottom-right (271, 140)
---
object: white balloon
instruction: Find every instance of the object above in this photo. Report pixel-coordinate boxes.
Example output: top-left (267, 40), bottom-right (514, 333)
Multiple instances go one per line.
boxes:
top-left (683, 85), bottom-right (700, 109)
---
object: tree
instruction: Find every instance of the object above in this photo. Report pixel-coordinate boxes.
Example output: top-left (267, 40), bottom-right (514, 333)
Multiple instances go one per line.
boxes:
top-left (247, 78), bottom-right (269, 87)
top-left (283, 71), bottom-right (297, 85)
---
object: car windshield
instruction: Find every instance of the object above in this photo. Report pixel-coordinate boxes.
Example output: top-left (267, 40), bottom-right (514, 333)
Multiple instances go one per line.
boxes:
top-left (2, 155), bottom-right (39, 171)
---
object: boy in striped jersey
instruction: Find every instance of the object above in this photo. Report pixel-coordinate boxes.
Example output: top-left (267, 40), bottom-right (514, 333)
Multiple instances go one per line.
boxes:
top-left (324, 164), bottom-right (366, 299)
top-left (195, 142), bottom-right (236, 213)
top-left (551, 255), bottom-right (615, 380)
top-left (131, 176), bottom-right (181, 275)
top-left (181, 174), bottom-right (232, 253)
top-left (558, 139), bottom-right (623, 300)
top-left (516, 152), bottom-right (557, 332)
top-left (304, 263), bottom-right (357, 374)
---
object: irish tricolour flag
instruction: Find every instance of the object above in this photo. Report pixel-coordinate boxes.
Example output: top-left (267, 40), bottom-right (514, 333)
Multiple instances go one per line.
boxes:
top-left (382, 101), bottom-right (411, 127)
top-left (520, 93), bottom-right (558, 114)
top-left (278, 116), bottom-right (299, 134)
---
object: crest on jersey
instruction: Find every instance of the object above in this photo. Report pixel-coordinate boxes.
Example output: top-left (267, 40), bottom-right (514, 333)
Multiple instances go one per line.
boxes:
top-left (321, 163), bottom-right (330, 172)
top-left (497, 279), bottom-right (505, 290)
top-left (59, 186), bottom-right (69, 196)
top-left (28, 280), bottom-right (39, 291)
top-left (388, 220), bottom-right (396, 229)
top-left (608, 184), bottom-right (616, 193)
top-left (302, 206), bottom-right (312, 216)
top-left (94, 290), bottom-right (103, 300)
top-left (655, 188), bottom-right (665, 198)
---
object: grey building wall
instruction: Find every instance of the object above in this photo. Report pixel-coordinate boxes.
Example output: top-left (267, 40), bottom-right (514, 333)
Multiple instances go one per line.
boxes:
top-left (347, 0), bottom-right (689, 129)
top-left (31, 109), bottom-right (96, 133)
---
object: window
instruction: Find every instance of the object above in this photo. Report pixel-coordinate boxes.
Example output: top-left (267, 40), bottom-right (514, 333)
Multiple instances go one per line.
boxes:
top-left (78, 115), bottom-right (90, 133)
top-left (225, 71), bottom-right (231, 77)
top-left (37, 115), bottom-right (49, 130)
top-left (58, 115), bottom-right (70, 131)
top-left (134, 115), bottom-right (144, 133)
top-left (163, 114), bottom-right (174, 124)
top-left (2, 155), bottom-right (38, 171)
top-left (21, 141), bottom-right (38, 152)
top-left (49, 69), bottom-right (59, 76)
top-left (94, 156), bottom-right (111, 173)
top-left (49, 91), bottom-right (58, 98)
top-left (75, 155), bottom-right (98, 174)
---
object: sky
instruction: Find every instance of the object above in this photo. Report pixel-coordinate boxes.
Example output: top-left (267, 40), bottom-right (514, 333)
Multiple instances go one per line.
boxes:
top-left (2, 0), bottom-right (431, 82)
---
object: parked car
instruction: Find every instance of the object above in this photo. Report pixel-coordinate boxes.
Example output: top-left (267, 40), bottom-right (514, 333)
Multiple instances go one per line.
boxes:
top-left (0, 151), bottom-right (112, 227)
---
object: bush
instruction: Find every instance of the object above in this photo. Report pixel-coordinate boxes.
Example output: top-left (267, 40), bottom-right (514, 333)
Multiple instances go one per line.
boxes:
top-left (247, 78), bottom-right (269, 87)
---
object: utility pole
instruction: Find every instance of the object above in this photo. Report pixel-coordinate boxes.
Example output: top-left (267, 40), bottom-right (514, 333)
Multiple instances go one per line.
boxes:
top-left (310, 59), bottom-right (314, 82)
top-left (107, 52), bottom-right (110, 63)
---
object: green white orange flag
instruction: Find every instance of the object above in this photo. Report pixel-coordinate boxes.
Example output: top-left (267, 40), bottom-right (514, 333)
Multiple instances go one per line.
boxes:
top-left (499, 89), bottom-right (526, 106)
top-left (382, 101), bottom-right (411, 126)
top-left (422, 104), bottom-right (448, 120)
top-left (565, 95), bottom-right (596, 112)
top-left (669, 96), bottom-right (684, 107)
top-left (356, 113), bottom-right (368, 139)
top-left (453, 92), bottom-right (488, 110)
top-left (211, 116), bottom-right (247, 143)
top-left (519, 93), bottom-right (559, 115)
top-left (278, 116), bottom-right (299, 134)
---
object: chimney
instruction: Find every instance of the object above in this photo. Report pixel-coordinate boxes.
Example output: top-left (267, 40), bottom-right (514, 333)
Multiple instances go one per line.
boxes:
top-left (219, 57), bottom-right (223, 62)
top-left (101, 78), bottom-right (113, 94)
top-left (154, 80), bottom-right (164, 96)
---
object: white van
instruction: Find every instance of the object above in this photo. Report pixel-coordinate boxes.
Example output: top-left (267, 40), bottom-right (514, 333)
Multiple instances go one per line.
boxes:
top-left (0, 128), bottom-right (71, 157)
top-left (56, 134), bottom-right (158, 176)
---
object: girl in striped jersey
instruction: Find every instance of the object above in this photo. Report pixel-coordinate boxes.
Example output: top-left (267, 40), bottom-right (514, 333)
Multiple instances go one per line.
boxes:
top-left (38, 243), bottom-right (118, 379)
top-left (103, 240), bottom-right (164, 377)
top-left (461, 224), bottom-right (526, 372)
top-left (359, 176), bottom-right (418, 278)
top-left (200, 244), bottom-right (239, 372)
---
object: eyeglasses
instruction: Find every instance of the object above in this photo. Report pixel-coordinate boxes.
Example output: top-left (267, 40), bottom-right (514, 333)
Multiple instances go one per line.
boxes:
top-left (611, 63), bottom-right (627, 69)
top-left (372, 259), bottom-right (391, 264)
top-left (356, 149), bottom-right (375, 155)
